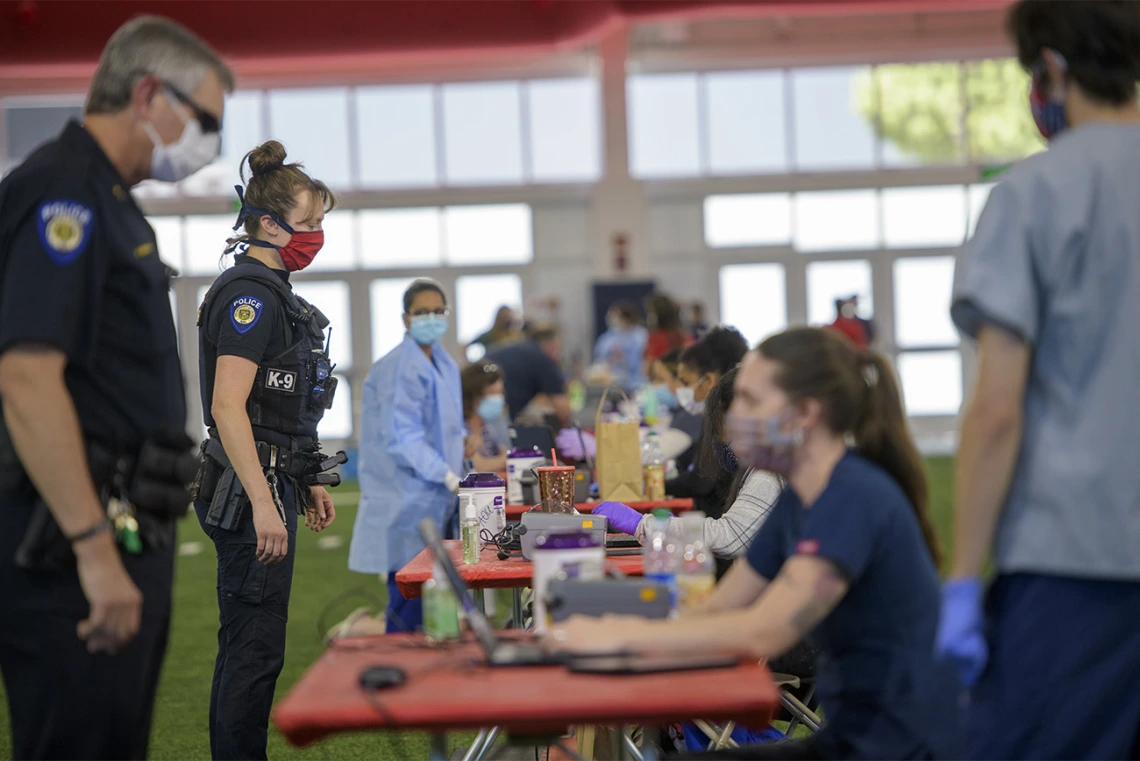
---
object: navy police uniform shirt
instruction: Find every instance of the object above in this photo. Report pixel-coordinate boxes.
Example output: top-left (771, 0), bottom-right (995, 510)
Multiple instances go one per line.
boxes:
top-left (0, 121), bottom-right (186, 445)
top-left (747, 452), bottom-right (960, 760)
top-left (199, 254), bottom-right (292, 429)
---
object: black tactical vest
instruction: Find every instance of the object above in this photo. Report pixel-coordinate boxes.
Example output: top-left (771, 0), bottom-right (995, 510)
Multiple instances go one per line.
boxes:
top-left (197, 265), bottom-right (336, 441)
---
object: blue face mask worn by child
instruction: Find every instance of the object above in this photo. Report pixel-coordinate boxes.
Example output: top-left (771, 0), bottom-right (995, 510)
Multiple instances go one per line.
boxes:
top-left (477, 394), bottom-right (505, 421)
top-left (409, 314), bottom-right (448, 346)
top-left (653, 383), bottom-right (678, 410)
top-left (1029, 52), bottom-right (1069, 141)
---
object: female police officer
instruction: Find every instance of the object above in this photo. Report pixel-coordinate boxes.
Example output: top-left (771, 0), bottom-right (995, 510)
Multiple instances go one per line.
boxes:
top-left (194, 139), bottom-right (338, 761)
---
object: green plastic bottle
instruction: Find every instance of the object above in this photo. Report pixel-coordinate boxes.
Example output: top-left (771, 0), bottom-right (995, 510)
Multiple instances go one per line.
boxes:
top-left (422, 562), bottom-right (460, 642)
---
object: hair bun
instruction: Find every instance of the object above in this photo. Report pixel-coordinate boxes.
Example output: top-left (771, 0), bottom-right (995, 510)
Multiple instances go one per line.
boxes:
top-left (245, 140), bottom-right (287, 177)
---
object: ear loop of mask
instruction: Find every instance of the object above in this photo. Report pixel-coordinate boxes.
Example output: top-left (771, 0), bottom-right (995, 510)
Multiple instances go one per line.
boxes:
top-left (228, 184), bottom-right (295, 253)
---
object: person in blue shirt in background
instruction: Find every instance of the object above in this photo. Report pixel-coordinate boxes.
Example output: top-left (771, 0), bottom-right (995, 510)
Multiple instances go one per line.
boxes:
top-left (593, 300), bottom-right (648, 392)
top-left (547, 327), bottom-right (958, 761)
top-left (349, 279), bottom-right (464, 632)
top-left (939, 2), bottom-right (1140, 758)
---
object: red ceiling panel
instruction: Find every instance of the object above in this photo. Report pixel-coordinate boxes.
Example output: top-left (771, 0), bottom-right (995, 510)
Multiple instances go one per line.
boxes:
top-left (0, 0), bottom-right (1011, 69)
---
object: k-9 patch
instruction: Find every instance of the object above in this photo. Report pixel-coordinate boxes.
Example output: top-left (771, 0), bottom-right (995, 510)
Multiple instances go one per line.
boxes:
top-left (264, 368), bottom-right (298, 392)
top-left (230, 296), bottom-right (263, 335)
top-left (36, 199), bottom-right (94, 265)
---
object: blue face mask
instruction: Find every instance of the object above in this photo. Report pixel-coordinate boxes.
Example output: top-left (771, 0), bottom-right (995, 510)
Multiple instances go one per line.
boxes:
top-left (477, 394), bottom-right (505, 421)
top-left (653, 383), bottom-right (678, 410)
top-left (409, 314), bottom-right (448, 346)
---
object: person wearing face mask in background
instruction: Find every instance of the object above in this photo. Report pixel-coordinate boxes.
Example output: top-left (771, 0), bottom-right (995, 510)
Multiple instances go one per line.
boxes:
top-left (593, 300), bottom-right (648, 392)
top-left (461, 361), bottom-right (509, 473)
top-left (547, 328), bottom-right (959, 761)
top-left (940, 3), bottom-right (1140, 758)
top-left (594, 368), bottom-right (783, 565)
top-left (826, 297), bottom-right (869, 350)
top-left (0, 17), bottom-right (231, 759)
top-left (350, 279), bottom-right (464, 634)
top-left (194, 139), bottom-right (339, 760)
top-left (648, 348), bottom-right (683, 414)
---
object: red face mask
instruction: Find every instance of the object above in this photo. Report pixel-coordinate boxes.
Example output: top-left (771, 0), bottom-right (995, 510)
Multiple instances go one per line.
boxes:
top-left (278, 230), bottom-right (324, 272)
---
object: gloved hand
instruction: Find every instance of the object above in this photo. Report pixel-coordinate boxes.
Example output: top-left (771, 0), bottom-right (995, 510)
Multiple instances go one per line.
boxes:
top-left (555, 428), bottom-right (596, 461)
top-left (444, 472), bottom-right (461, 494)
top-left (936, 577), bottom-right (988, 687)
top-left (592, 502), bottom-right (643, 535)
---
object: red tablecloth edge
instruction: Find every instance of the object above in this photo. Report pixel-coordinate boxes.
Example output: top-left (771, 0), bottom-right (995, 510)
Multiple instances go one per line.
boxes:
top-left (273, 643), bottom-right (778, 747)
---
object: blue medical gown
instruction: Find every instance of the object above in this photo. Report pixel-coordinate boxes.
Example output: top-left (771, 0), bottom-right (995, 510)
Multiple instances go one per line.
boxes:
top-left (593, 326), bottom-right (648, 391)
top-left (349, 334), bottom-right (465, 574)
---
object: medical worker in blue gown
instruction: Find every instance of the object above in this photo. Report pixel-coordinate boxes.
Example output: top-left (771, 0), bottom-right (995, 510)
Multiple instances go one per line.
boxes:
top-left (349, 279), bottom-right (465, 632)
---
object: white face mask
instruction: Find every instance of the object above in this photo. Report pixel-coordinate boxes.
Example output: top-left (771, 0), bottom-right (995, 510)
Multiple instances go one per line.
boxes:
top-left (144, 95), bottom-right (220, 182)
top-left (675, 387), bottom-right (705, 416)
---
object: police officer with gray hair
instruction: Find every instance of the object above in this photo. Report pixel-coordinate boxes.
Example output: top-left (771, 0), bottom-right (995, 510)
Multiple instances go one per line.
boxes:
top-left (0, 16), bottom-right (232, 759)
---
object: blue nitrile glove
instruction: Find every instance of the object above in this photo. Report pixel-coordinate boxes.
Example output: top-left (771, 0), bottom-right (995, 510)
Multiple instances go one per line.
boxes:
top-left (555, 428), bottom-right (596, 461)
top-left (592, 502), bottom-right (643, 535)
top-left (936, 578), bottom-right (988, 688)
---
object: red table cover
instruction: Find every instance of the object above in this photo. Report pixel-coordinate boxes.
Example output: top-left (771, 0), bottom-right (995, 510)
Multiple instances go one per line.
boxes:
top-left (395, 540), bottom-right (644, 599)
top-left (273, 634), bottom-right (779, 747)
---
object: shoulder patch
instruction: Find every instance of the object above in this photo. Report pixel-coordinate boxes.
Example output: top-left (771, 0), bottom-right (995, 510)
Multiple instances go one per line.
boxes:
top-left (230, 295), bottom-right (264, 335)
top-left (36, 199), bottom-right (94, 265)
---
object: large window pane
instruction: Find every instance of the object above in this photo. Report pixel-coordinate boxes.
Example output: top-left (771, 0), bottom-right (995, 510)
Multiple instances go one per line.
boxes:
top-left (706, 70), bottom-right (788, 175)
top-left (267, 88), bottom-right (351, 188)
top-left (792, 66), bottom-right (875, 170)
top-left (528, 78), bottom-right (600, 182)
top-left (794, 190), bottom-right (879, 252)
top-left (443, 204), bottom-right (532, 266)
top-left (719, 264), bottom-right (787, 346)
top-left (806, 260), bottom-right (873, 327)
top-left (357, 85), bottom-right (438, 188)
top-left (882, 186), bottom-right (966, 248)
top-left (967, 183), bottom-right (995, 238)
top-left (182, 91), bottom-right (265, 197)
top-left (965, 59), bottom-right (1044, 163)
top-left (704, 194), bottom-right (791, 248)
top-left (358, 208), bottom-right (443, 269)
top-left (627, 74), bottom-right (700, 178)
top-left (291, 281), bottom-right (352, 369)
top-left (184, 215), bottom-right (236, 276)
top-left (894, 256), bottom-right (958, 348)
top-left (305, 210), bottom-right (356, 272)
top-left (148, 216), bottom-right (184, 272)
top-left (877, 63), bottom-right (964, 167)
top-left (4, 102), bottom-right (82, 167)
top-left (897, 351), bottom-right (963, 416)
top-left (456, 274), bottom-right (524, 345)
top-left (371, 278), bottom-right (418, 361)
top-left (318, 374), bottom-right (353, 440)
top-left (442, 81), bottom-right (523, 185)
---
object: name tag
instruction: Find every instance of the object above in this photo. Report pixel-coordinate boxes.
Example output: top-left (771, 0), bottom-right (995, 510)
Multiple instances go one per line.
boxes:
top-left (264, 369), bottom-right (297, 392)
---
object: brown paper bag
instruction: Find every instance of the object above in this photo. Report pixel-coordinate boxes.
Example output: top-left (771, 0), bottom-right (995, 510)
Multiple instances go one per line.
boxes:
top-left (594, 385), bottom-right (644, 502)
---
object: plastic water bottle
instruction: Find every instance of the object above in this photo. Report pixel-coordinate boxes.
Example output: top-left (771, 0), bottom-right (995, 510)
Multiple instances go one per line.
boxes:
top-left (422, 561), bottom-right (460, 642)
top-left (677, 512), bottom-right (715, 610)
top-left (461, 495), bottom-right (480, 565)
top-left (642, 430), bottom-right (666, 501)
top-left (643, 508), bottom-right (682, 611)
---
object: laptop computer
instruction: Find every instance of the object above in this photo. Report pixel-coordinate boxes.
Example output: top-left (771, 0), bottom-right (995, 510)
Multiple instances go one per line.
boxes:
top-left (417, 518), bottom-right (739, 673)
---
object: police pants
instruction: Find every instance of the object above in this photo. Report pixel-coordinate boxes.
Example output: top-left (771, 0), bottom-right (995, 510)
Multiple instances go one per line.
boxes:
top-left (194, 477), bottom-right (299, 761)
top-left (967, 573), bottom-right (1140, 760)
top-left (0, 496), bottom-right (174, 760)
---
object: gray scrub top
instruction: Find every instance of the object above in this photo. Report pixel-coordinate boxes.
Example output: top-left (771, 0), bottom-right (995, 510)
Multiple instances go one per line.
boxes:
top-left (952, 122), bottom-right (1140, 580)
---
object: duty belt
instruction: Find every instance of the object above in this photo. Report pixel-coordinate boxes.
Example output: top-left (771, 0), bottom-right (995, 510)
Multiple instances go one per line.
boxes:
top-left (202, 435), bottom-right (316, 480)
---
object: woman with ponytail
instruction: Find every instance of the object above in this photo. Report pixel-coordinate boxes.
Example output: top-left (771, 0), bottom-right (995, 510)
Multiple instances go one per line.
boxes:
top-left (194, 140), bottom-right (339, 759)
top-left (545, 327), bottom-right (957, 761)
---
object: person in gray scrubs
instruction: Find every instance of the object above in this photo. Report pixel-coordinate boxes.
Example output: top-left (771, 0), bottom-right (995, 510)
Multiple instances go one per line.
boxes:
top-left (940, 2), bottom-right (1140, 758)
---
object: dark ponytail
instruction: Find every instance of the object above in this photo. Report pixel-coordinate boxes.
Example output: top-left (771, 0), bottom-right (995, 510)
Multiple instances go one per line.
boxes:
top-left (854, 352), bottom-right (941, 568)
top-left (757, 327), bottom-right (941, 568)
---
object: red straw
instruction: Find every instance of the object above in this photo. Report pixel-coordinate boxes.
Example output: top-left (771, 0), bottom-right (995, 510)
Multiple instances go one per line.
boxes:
top-left (552, 449), bottom-right (559, 467)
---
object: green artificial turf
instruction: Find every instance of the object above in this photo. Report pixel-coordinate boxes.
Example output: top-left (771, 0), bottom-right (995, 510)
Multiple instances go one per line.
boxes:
top-left (0, 456), bottom-right (956, 759)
